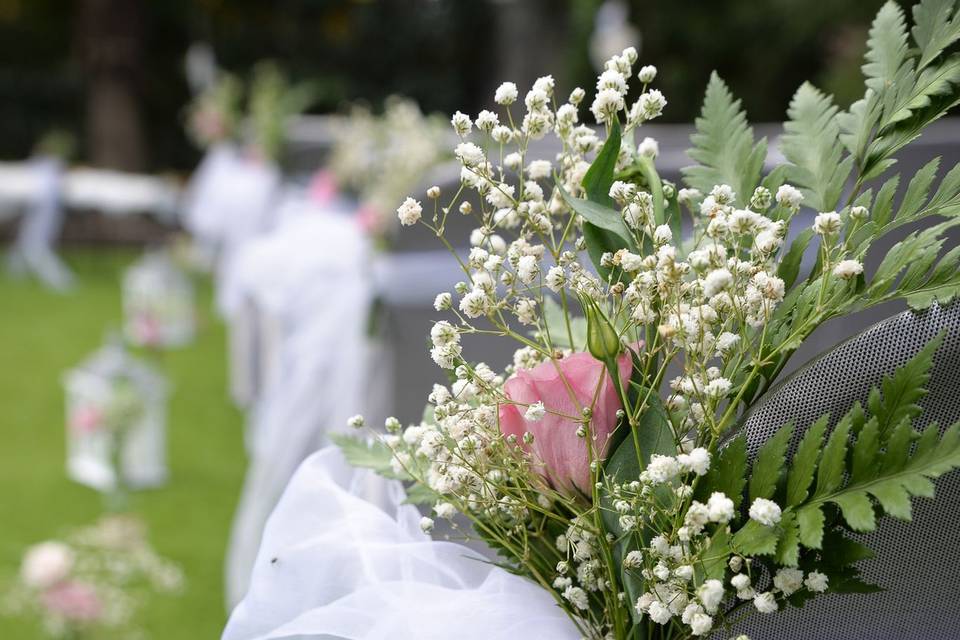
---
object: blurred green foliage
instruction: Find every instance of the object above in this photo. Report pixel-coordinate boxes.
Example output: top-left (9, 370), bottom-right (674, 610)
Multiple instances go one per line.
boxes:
top-left (0, 0), bottom-right (905, 170)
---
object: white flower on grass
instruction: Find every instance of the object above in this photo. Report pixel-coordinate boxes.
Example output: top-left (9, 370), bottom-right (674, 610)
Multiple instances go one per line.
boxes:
top-left (419, 516), bottom-right (435, 533)
top-left (706, 492), bottom-right (735, 523)
top-left (347, 415), bottom-right (364, 428)
top-left (677, 447), bottom-right (711, 475)
top-left (20, 542), bottom-right (74, 589)
top-left (776, 184), bottom-right (803, 210)
top-left (495, 81), bottom-right (518, 105)
top-left (433, 292), bottom-right (452, 311)
top-left (833, 259), bottom-right (864, 280)
top-left (638, 65), bottom-right (657, 83)
top-left (813, 211), bottom-right (842, 235)
top-left (754, 591), bottom-right (778, 613)
top-left (397, 197), bottom-right (422, 226)
top-left (450, 110), bottom-right (472, 137)
top-left (805, 571), bottom-right (829, 593)
top-left (773, 567), bottom-right (804, 596)
top-left (749, 497), bottom-right (782, 526)
top-left (638, 136), bottom-right (659, 158)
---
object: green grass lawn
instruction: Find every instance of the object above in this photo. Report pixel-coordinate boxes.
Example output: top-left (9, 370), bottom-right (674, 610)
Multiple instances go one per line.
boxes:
top-left (0, 249), bottom-right (247, 638)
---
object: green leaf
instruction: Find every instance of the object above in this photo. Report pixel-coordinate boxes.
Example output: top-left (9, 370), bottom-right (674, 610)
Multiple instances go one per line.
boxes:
top-left (331, 434), bottom-right (406, 480)
top-left (541, 297), bottom-right (587, 350)
top-left (786, 415), bottom-right (829, 507)
top-left (694, 436), bottom-right (748, 510)
top-left (912, 0), bottom-right (960, 70)
top-left (731, 519), bottom-right (779, 556)
top-left (558, 183), bottom-right (634, 246)
top-left (778, 229), bottom-right (814, 290)
top-left (813, 416), bottom-right (852, 498)
top-left (583, 118), bottom-right (621, 206)
top-left (750, 423), bottom-right (793, 501)
top-left (796, 503), bottom-right (825, 549)
top-left (683, 72), bottom-right (766, 206)
top-left (830, 490), bottom-right (877, 532)
top-left (781, 83), bottom-right (852, 211)
top-left (700, 526), bottom-right (731, 581)
top-left (864, 2), bottom-right (910, 90)
top-left (866, 332), bottom-right (942, 439)
top-left (636, 155), bottom-right (665, 227)
top-left (775, 510), bottom-right (801, 566)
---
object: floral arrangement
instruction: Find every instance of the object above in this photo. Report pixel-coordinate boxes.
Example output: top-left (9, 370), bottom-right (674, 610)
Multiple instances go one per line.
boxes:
top-left (3, 516), bottom-right (183, 639)
top-left (123, 251), bottom-right (195, 349)
top-left (247, 62), bottom-right (318, 163)
top-left (340, 1), bottom-right (960, 638)
top-left (327, 96), bottom-right (449, 240)
top-left (185, 73), bottom-right (243, 150)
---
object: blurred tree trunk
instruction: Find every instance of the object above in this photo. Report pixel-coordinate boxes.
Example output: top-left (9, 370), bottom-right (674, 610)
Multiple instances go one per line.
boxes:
top-left (76, 0), bottom-right (146, 171)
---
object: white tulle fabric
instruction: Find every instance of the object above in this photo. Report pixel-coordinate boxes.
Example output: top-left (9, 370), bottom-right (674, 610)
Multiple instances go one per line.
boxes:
top-left (223, 447), bottom-right (580, 640)
top-left (224, 201), bottom-right (393, 607)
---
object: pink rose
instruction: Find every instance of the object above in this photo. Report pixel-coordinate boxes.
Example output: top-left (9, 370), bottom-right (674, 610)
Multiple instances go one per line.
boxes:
top-left (309, 169), bottom-right (339, 206)
top-left (499, 349), bottom-right (634, 495)
top-left (41, 581), bottom-right (102, 623)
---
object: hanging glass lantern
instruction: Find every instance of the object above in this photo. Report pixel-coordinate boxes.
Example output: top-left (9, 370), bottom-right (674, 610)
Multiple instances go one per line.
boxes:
top-left (122, 251), bottom-right (195, 348)
top-left (62, 337), bottom-right (168, 493)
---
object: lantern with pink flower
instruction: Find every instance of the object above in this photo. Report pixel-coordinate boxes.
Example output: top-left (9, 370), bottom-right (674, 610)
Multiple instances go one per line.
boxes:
top-left (62, 337), bottom-right (168, 493)
top-left (122, 250), bottom-right (195, 348)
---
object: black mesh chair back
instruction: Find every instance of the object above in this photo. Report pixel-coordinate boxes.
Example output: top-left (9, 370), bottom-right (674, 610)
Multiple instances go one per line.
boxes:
top-left (725, 303), bottom-right (960, 638)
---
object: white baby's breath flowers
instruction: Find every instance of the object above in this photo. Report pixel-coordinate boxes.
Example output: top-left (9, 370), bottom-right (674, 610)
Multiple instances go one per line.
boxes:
top-left (524, 401), bottom-right (546, 421)
top-left (419, 516), bottom-right (435, 533)
top-left (426, 185), bottom-right (441, 199)
top-left (397, 197), bottom-right (422, 226)
top-left (813, 211), bottom-right (842, 236)
top-left (475, 109), bottom-right (499, 132)
top-left (805, 571), bottom-right (829, 593)
top-left (592, 87), bottom-right (626, 124)
top-left (749, 498), bottom-right (782, 526)
top-left (20, 542), bottom-right (74, 589)
top-left (850, 205), bottom-right (869, 221)
top-left (638, 65), bottom-right (657, 83)
top-left (753, 592), bottom-right (778, 614)
top-left (638, 137), bottom-right (659, 158)
top-left (450, 111), bottom-right (472, 137)
top-left (494, 81), bottom-right (518, 105)
top-left (775, 184), bottom-right (804, 210)
top-left (347, 414), bottom-right (365, 428)
top-left (773, 567), bottom-right (804, 596)
top-left (434, 292), bottom-right (452, 311)
top-left (833, 259), bottom-right (864, 279)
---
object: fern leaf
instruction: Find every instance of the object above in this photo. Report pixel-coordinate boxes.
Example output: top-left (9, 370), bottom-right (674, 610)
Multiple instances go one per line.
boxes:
top-left (912, 0), bottom-right (960, 70)
top-left (864, 1), bottom-right (910, 90)
top-left (683, 72), bottom-right (766, 206)
top-left (786, 415), bottom-right (829, 507)
top-left (866, 332), bottom-right (942, 438)
top-left (749, 423), bottom-right (793, 501)
top-left (780, 83), bottom-right (852, 211)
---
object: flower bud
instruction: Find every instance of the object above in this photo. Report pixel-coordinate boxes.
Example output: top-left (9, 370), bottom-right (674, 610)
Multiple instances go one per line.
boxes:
top-left (584, 299), bottom-right (621, 363)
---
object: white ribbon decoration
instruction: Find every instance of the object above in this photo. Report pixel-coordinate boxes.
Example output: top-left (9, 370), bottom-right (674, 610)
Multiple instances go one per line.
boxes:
top-left (223, 447), bottom-right (580, 640)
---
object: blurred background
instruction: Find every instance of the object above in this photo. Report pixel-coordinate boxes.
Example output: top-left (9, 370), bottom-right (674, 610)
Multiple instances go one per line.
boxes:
top-left (0, 0), bottom-right (940, 638)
